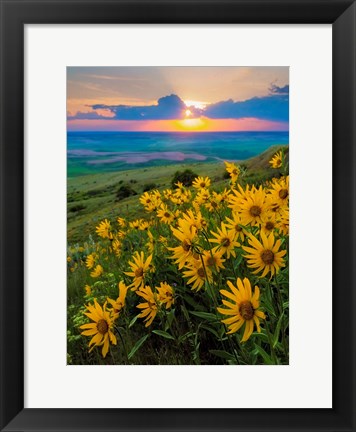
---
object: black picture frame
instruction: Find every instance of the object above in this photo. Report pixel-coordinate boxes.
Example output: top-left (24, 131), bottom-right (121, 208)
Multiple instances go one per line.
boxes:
top-left (1, 1), bottom-right (355, 431)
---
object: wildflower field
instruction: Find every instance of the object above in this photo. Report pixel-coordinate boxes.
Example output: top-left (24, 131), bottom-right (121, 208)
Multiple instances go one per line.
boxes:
top-left (67, 149), bottom-right (289, 365)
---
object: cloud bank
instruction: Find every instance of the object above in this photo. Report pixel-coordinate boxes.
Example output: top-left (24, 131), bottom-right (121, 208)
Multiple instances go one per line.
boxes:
top-left (68, 86), bottom-right (289, 123)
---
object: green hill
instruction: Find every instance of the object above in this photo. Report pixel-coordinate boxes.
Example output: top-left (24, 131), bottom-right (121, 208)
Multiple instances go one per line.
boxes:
top-left (67, 145), bottom-right (288, 243)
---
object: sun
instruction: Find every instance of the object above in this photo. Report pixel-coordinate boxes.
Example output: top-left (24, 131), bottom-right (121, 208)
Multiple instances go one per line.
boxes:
top-left (185, 109), bottom-right (192, 117)
top-left (175, 118), bottom-right (206, 131)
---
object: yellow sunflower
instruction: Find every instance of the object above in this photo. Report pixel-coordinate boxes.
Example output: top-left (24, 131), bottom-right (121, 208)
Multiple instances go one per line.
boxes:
top-left (192, 176), bottom-right (211, 190)
top-left (85, 253), bottom-right (97, 269)
top-left (242, 231), bottom-right (286, 278)
top-left (179, 209), bottom-right (206, 231)
top-left (268, 176), bottom-right (289, 208)
top-left (224, 161), bottom-right (240, 183)
top-left (259, 211), bottom-right (279, 236)
top-left (238, 186), bottom-right (267, 226)
top-left (269, 150), bottom-right (283, 169)
top-left (217, 277), bottom-right (266, 342)
top-left (136, 285), bottom-right (158, 327)
top-left (157, 204), bottom-right (175, 224)
top-left (96, 219), bottom-right (113, 239)
top-left (156, 282), bottom-right (175, 309)
top-left (124, 251), bottom-right (153, 291)
top-left (107, 281), bottom-right (129, 317)
top-left (90, 264), bottom-right (103, 278)
top-left (169, 220), bottom-right (197, 269)
top-left (183, 261), bottom-right (213, 291)
top-left (224, 212), bottom-right (246, 242)
top-left (80, 299), bottom-right (117, 358)
top-left (202, 249), bottom-right (225, 272)
top-left (209, 223), bottom-right (240, 258)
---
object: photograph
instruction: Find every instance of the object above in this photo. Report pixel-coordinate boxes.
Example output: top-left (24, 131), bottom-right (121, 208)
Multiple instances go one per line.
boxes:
top-left (66, 66), bottom-right (289, 365)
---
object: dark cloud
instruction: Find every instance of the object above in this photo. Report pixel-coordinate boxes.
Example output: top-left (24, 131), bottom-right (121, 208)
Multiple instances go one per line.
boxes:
top-left (204, 94), bottom-right (289, 122)
top-left (67, 111), bottom-right (107, 120)
top-left (269, 84), bottom-right (289, 95)
top-left (69, 91), bottom-right (288, 123)
top-left (90, 94), bottom-right (201, 120)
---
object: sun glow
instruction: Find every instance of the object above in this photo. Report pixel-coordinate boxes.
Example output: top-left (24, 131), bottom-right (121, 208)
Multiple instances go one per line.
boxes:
top-left (185, 109), bottom-right (193, 117)
top-left (175, 118), bottom-right (207, 131)
top-left (184, 100), bottom-right (209, 109)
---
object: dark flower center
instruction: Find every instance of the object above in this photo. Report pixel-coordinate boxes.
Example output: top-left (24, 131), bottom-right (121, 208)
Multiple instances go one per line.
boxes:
top-left (221, 238), bottom-right (231, 247)
top-left (261, 250), bottom-right (274, 265)
top-left (239, 301), bottom-right (254, 320)
top-left (135, 267), bottom-right (144, 277)
top-left (197, 267), bottom-right (206, 278)
top-left (265, 221), bottom-right (275, 231)
top-left (200, 182), bottom-right (206, 188)
top-left (182, 240), bottom-right (191, 252)
top-left (279, 189), bottom-right (288, 199)
top-left (206, 256), bottom-right (216, 267)
top-left (96, 319), bottom-right (108, 335)
top-left (164, 212), bottom-right (171, 218)
top-left (250, 205), bottom-right (262, 217)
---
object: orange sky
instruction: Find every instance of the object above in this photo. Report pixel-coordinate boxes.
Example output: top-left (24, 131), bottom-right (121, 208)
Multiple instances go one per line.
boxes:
top-left (67, 117), bottom-right (288, 132)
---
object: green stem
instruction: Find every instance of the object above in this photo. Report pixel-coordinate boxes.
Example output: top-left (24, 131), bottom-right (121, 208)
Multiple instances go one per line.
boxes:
top-left (115, 326), bottom-right (128, 364)
top-left (265, 319), bottom-right (278, 365)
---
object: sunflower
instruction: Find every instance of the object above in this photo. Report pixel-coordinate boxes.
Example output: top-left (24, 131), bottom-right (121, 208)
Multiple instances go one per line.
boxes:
top-left (268, 176), bottom-right (289, 208)
top-left (224, 161), bottom-right (240, 183)
top-left (138, 220), bottom-right (150, 231)
top-left (269, 150), bottom-right (283, 169)
top-left (179, 209), bottom-right (206, 231)
top-left (192, 176), bottom-right (211, 190)
top-left (117, 217), bottom-right (126, 228)
top-left (156, 282), bottom-right (175, 309)
top-left (157, 204), bottom-right (175, 224)
top-left (169, 220), bottom-right (197, 269)
top-left (96, 219), bottom-right (113, 239)
top-left (90, 264), bottom-right (103, 278)
top-left (85, 253), bottom-right (97, 270)
top-left (228, 183), bottom-right (253, 211)
top-left (136, 285), bottom-right (158, 327)
top-left (80, 299), bottom-right (117, 358)
top-left (238, 186), bottom-right (267, 226)
top-left (205, 192), bottom-right (223, 213)
top-left (112, 239), bottom-right (122, 257)
top-left (107, 281), bottom-right (129, 317)
top-left (209, 223), bottom-right (240, 258)
top-left (259, 211), bottom-right (279, 236)
top-left (202, 249), bottom-right (225, 272)
top-left (217, 277), bottom-right (266, 342)
top-left (224, 212), bottom-right (246, 242)
top-left (124, 251), bottom-right (153, 291)
top-left (84, 284), bottom-right (92, 296)
top-left (139, 191), bottom-right (162, 212)
top-left (183, 261), bottom-right (213, 291)
top-left (242, 231), bottom-right (286, 278)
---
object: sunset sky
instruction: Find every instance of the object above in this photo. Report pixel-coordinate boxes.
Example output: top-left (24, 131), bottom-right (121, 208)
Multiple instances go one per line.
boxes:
top-left (67, 67), bottom-right (289, 132)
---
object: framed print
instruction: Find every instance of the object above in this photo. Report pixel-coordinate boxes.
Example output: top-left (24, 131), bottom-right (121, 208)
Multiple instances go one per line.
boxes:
top-left (0, 0), bottom-right (355, 431)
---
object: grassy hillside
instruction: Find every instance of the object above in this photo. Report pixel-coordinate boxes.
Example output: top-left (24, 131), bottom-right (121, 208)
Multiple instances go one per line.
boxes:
top-left (67, 145), bottom-right (288, 243)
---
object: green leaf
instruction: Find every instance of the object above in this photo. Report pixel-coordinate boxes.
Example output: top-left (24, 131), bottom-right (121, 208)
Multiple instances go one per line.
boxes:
top-left (209, 349), bottom-right (236, 362)
top-left (273, 312), bottom-right (284, 348)
top-left (189, 311), bottom-right (218, 322)
top-left (128, 314), bottom-right (139, 328)
top-left (182, 294), bottom-right (205, 311)
top-left (152, 330), bottom-right (175, 340)
top-left (128, 334), bottom-right (150, 360)
top-left (201, 324), bottom-right (220, 339)
top-left (253, 344), bottom-right (274, 365)
top-left (165, 308), bottom-right (175, 330)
